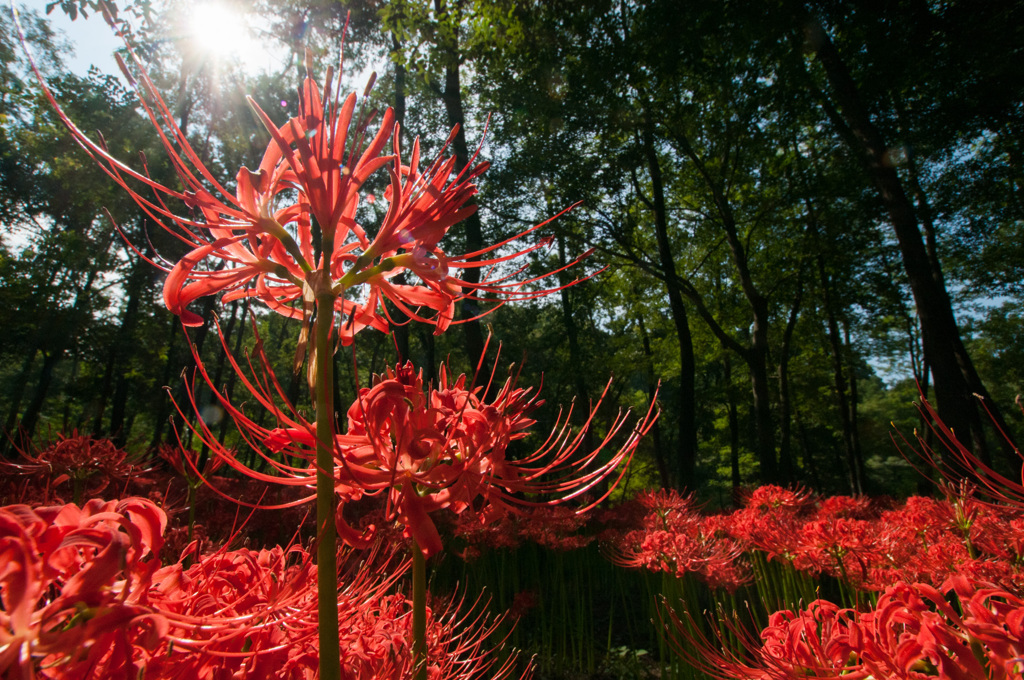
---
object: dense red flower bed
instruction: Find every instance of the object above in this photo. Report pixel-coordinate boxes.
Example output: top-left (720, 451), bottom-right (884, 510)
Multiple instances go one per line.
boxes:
top-left (0, 436), bottom-right (523, 679)
top-left (5, 431), bottom-right (1024, 678)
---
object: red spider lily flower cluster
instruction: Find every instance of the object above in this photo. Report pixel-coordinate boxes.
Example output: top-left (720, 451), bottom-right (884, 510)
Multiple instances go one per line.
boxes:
top-left (512, 506), bottom-right (595, 551)
top-left (0, 497), bottom-right (526, 679)
top-left (142, 545), bottom-right (519, 680)
top-left (177, 338), bottom-right (657, 557)
top-left (18, 7), bottom-right (642, 676)
top-left (0, 431), bottom-right (150, 504)
top-left (600, 484), bottom-right (1024, 595)
top-left (604, 489), bottom-right (751, 592)
top-left (0, 498), bottom-right (166, 677)
top-left (28, 31), bottom-right (589, 342)
top-left (156, 442), bottom-right (225, 486)
top-left (738, 484), bottom-right (815, 512)
top-left (435, 478), bottom-right (1024, 596)
top-left (330, 362), bottom-right (654, 556)
top-left (447, 505), bottom-right (597, 557)
top-left (670, 575), bottom-right (1024, 680)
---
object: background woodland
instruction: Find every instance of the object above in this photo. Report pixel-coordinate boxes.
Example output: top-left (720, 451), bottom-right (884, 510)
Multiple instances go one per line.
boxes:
top-left (3, 0), bottom-right (1024, 505)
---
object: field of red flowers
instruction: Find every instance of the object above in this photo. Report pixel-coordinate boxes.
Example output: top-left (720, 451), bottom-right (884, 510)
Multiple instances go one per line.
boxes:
top-left (3, 427), bottom-right (1023, 679)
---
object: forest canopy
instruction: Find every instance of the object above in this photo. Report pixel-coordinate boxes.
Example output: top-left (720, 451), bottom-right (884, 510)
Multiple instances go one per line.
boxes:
top-left (3, 0), bottom-right (1023, 505)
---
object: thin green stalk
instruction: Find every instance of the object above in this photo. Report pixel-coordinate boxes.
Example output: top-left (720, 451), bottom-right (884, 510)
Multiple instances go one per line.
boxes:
top-left (178, 483), bottom-right (199, 568)
top-left (186, 483), bottom-right (198, 544)
top-left (314, 293), bottom-right (341, 680)
top-left (72, 474), bottom-right (85, 507)
top-left (413, 539), bottom-right (427, 680)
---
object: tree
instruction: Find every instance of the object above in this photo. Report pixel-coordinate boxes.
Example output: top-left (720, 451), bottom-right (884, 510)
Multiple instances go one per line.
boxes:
top-left (792, 0), bottom-right (1024, 464)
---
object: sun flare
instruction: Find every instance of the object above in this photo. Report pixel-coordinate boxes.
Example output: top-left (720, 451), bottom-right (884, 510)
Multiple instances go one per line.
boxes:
top-left (186, 2), bottom-right (257, 63)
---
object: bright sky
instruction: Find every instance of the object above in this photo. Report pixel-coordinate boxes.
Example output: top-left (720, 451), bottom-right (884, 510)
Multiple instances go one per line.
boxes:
top-left (18, 0), bottom-right (292, 78)
top-left (21, 0), bottom-right (124, 77)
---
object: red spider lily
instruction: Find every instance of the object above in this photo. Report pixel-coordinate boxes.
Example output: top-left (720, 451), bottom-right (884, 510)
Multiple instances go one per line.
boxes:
top-left (134, 541), bottom-right (398, 679)
top-left (610, 527), bottom-right (748, 589)
top-left (739, 485), bottom-right (815, 512)
top-left (727, 503), bottom-right (810, 563)
top-left (607, 508), bottom-right (750, 592)
top-left (634, 488), bottom-right (702, 530)
top-left (121, 546), bottom-right (527, 680)
top-left (172, 329), bottom-right (657, 557)
top-left (601, 488), bottom-right (749, 591)
top-left (814, 495), bottom-right (881, 520)
top-left (664, 597), bottom-right (860, 679)
top-left (871, 495), bottom-right (1024, 591)
top-left (508, 591), bottom-right (540, 620)
top-left (902, 395), bottom-right (1024, 511)
top-left (451, 504), bottom-right (596, 552)
top-left (514, 506), bottom-right (595, 551)
top-left (23, 24), bottom-right (591, 344)
top-left (2, 496), bottom-right (526, 679)
top-left (867, 499), bottom-right (958, 588)
top-left (0, 498), bottom-right (167, 678)
top-left (725, 486), bottom-right (817, 561)
top-left (447, 509), bottom-right (525, 554)
top-left (321, 358), bottom-right (654, 557)
top-left (791, 517), bottom-right (881, 586)
top-left (666, 575), bottom-right (1024, 680)
top-left (0, 432), bottom-right (151, 504)
top-left (157, 443), bottom-right (226, 484)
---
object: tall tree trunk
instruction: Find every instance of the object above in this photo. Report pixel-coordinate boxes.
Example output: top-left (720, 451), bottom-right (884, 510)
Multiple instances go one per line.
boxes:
top-left (99, 252), bottom-right (148, 443)
top-left (19, 257), bottom-right (105, 443)
top-left (19, 350), bottom-right (62, 442)
top-left (217, 306), bottom-right (249, 446)
top-left (802, 13), bottom-right (1016, 463)
top-left (434, 0), bottom-right (490, 378)
top-left (843, 319), bottom-right (866, 490)
top-left (556, 232), bottom-right (596, 454)
top-left (777, 274), bottom-right (803, 482)
top-left (637, 316), bottom-right (670, 489)
top-left (2, 348), bottom-right (39, 456)
top-left (65, 350), bottom-right (81, 433)
top-left (2, 251), bottom-right (92, 454)
top-left (420, 325), bottom-right (437, 385)
top-left (149, 315), bottom-right (181, 451)
top-left (670, 127), bottom-right (778, 481)
top-left (557, 234), bottom-right (589, 407)
top-left (795, 409), bottom-right (821, 488)
top-left (724, 352), bottom-right (741, 493)
top-left (807, 201), bottom-right (862, 494)
top-left (640, 116), bottom-right (698, 487)
top-left (197, 301), bottom-right (240, 465)
top-left (151, 294), bottom-right (217, 450)
top-left (91, 347), bottom-right (117, 438)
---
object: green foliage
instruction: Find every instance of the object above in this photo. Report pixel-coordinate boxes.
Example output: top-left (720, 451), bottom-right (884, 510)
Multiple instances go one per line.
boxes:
top-left (3, 0), bottom-right (1023, 503)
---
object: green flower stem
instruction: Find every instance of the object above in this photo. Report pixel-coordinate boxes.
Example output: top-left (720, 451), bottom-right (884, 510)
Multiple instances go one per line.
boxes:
top-left (72, 474), bottom-right (85, 507)
top-left (314, 291), bottom-right (341, 680)
top-left (186, 482), bottom-right (198, 544)
top-left (413, 539), bottom-right (427, 680)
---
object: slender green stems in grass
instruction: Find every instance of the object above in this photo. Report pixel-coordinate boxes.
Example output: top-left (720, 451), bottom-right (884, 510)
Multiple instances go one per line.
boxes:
top-left (413, 540), bottom-right (427, 680)
top-left (747, 551), bottom-right (817, 620)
